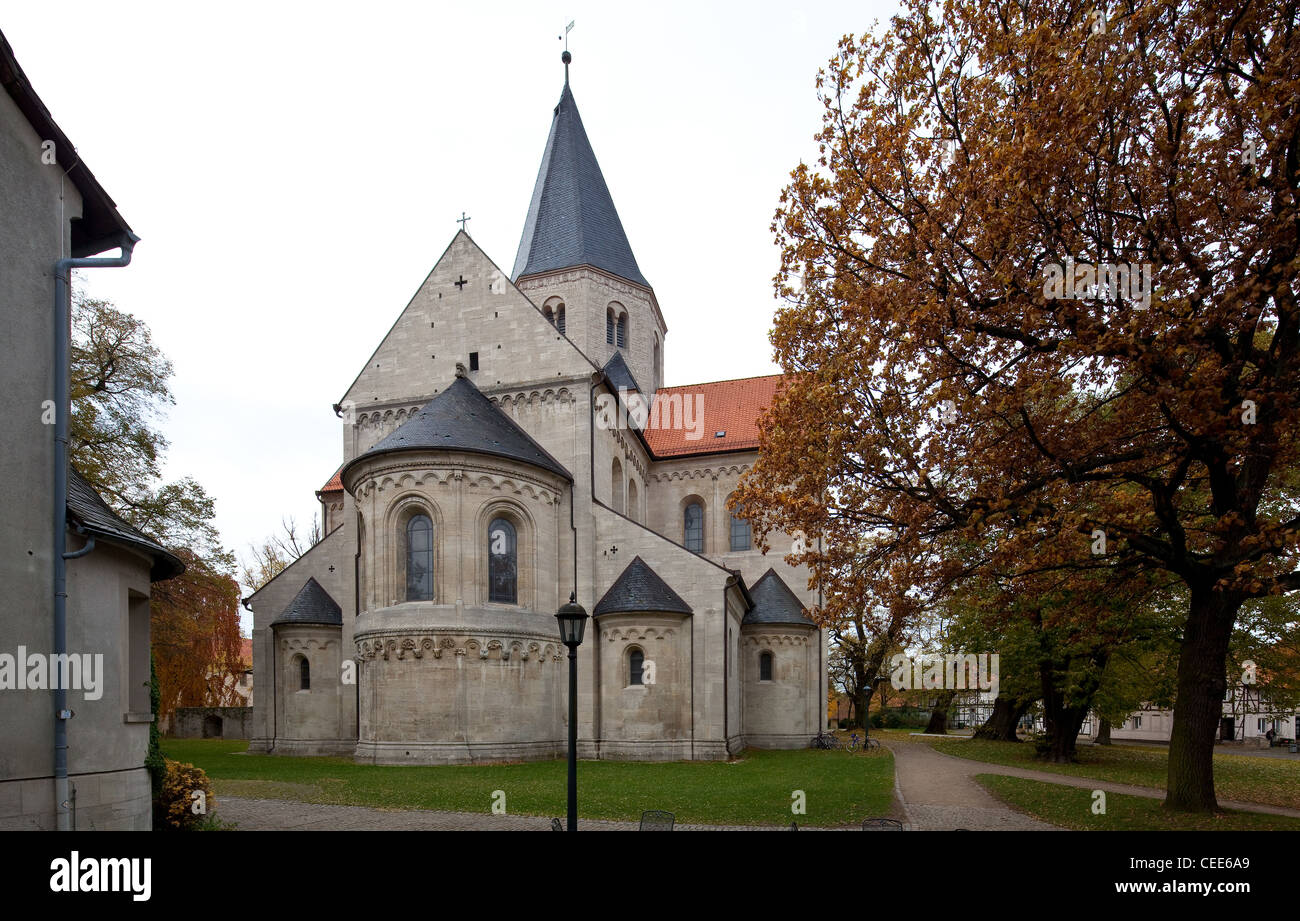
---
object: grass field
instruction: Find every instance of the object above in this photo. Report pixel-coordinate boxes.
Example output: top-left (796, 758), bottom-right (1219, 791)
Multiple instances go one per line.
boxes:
top-left (162, 738), bottom-right (897, 827)
top-left (974, 774), bottom-right (1300, 830)
top-left (930, 737), bottom-right (1300, 810)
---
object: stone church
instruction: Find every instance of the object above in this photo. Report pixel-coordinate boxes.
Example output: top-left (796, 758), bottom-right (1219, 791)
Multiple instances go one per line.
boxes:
top-left (246, 57), bottom-right (827, 763)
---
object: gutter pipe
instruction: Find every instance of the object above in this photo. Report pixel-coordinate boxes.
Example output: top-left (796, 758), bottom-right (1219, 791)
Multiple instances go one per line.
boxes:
top-left (52, 233), bottom-right (138, 831)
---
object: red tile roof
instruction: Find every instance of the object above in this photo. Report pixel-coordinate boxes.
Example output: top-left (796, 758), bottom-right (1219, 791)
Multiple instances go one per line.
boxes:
top-left (318, 467), bottom-right (343, 495)
top-left (643, 374), bottom-right (785, 458)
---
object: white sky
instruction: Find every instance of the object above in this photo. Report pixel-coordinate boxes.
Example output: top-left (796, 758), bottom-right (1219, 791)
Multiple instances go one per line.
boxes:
top-left (5, 0), bottom-right (897, 628)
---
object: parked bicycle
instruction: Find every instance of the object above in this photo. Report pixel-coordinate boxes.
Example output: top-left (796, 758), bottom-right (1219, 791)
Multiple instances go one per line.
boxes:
top-left (810, 729), bottom-right (842, 750)
top-left (846, 732), bottom-right (881, 753)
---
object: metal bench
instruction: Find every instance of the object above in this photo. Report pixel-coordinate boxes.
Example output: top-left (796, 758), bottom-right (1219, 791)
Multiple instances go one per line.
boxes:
top-left (640, 810), bottom-right (675, 831)
top-left (861, 817), bottom-right (904, 830)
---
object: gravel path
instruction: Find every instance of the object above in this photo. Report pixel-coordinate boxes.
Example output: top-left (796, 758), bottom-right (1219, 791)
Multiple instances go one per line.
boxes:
top-left (886, 736), bottom-right (1300, 828)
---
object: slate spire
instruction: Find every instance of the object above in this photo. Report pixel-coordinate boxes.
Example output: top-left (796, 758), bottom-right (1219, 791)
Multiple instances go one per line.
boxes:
top-left (512, 63), bottom-right (649, 289)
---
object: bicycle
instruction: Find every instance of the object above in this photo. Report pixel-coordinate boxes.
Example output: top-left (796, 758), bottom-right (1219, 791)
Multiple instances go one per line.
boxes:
top-left (846, 732), bottom-right (881, 753)
top-left (810, 729), bottom-right (842, 750)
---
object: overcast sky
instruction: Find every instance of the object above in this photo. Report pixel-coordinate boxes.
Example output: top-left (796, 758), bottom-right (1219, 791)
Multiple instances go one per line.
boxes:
top-left (5, 1), bottom-right (896, 627)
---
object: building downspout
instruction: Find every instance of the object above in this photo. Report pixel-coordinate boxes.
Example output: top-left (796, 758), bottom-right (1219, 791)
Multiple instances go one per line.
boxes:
top-left (52, 233), bottom-right (138, 831)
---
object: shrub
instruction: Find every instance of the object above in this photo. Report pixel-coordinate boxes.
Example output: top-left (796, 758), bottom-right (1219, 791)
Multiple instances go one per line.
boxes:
top-left (158, 759), bottom-right (215, 831)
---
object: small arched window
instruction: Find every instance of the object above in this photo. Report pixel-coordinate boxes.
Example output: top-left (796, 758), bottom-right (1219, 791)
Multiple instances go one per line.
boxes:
top-left (759, 651), bottom-right (773, 682)
top-left (357, 514), bottom-right (367, 612)
top-left (684, 501), bottom-right (705, 553)
top-left (405, 514), bottom-right (434, 601)
top-left (544, 304), bottom-right (554, 325)
top-left (653, 336), bottom-right (660, 383)
top-left (611, 459), bottom-right (624, 514)
top-left (606, 307), bottom-right (615, 345)
top-left (629, 648), bottom-right (645, 686)
top-left (627, 479), bottom-right (639, 522)
top-left (488, 517), bottom-right (518, 604)
top-left (729, 503), bottom-right (751, 552)
top-left (556, 304), bottom-right (566, 334)
top-left (298, 655), bottom-right (311, 690)
top-left (616, 312), bottom-right (627, 349)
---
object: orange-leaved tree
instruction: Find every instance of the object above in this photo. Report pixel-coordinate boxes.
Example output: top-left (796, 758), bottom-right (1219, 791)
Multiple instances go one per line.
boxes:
top-left (735, 0), bottom-right (1299, 812)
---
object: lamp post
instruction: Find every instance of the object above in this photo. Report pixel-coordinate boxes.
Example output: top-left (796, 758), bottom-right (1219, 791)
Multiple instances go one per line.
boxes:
top-left (555, 592), bottom-right (588, 831)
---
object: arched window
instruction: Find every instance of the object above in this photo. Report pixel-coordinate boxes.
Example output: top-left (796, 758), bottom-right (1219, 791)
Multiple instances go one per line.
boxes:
top-left (729, 502), bottom-right (751, 552)
top-left (616, 312), bottom-right (627, 348)
top-left (405, 514), bottom-right (434, 601)
top-left (611, 458), bottom-right (624, 514)
top-left (606, 307), bottom-right (615, 345)
top-left (488, 517), bottom-right (518, 604)
top-left (627, 479), bottom-right (639, 522)
top-left (759, 651), bottom-right (773, 682)
top-left (653, 335), bottom-right (660, 383)
top-left (629, 648), bottom-right (645, 686)
top-left (298, 655), bottom-right (311, 690)
top-left (556, 304), bottom-right (566, 335)
top-left (544, 304), bottom-right (554, 325)
top-left (684, 501), bottom-right (705, 553)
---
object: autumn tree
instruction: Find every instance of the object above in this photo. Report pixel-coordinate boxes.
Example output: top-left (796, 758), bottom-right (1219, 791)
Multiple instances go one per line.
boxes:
top-left (736, 0), bottom-right (1300, 811)
top-left (239, 514), bottom-right (321, 593)
top-left (70, 289), bottom-right (241, 715)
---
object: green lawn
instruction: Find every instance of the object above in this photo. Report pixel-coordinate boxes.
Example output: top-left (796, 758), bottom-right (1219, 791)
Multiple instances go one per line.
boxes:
top-left (975, 774), bottom-right (1300, 830)
top-left (162, 738), bottom-right (897, 827)
top-left (930, 738), bottom-right (1300, 810)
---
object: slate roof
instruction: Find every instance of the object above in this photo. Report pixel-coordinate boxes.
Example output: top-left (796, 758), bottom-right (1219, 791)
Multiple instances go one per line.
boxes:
top-left (344, 375), bottom-right (572, 482)
top-left (512, 82), bottom-right (649, 289)
top-left (602, 351), bottom-right (642, 399)
top-left (270, 577), bottom-right (342, 627)
top-left (742, 569), bottom-right (816, 626)
top-left (644, 374), bottom-right (786, 458)
top-left (593, 556), bottom-right (693, 616)
top-left (66, 467), bottom-right (184, 582)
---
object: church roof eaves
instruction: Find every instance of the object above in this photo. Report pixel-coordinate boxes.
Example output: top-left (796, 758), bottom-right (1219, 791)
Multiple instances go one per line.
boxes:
top-left (742, 569), bottom-right (816, 627)
top-left (593, 556), bottom-right (693, 616)
top-left (270, 577), bottom-right (343, 627)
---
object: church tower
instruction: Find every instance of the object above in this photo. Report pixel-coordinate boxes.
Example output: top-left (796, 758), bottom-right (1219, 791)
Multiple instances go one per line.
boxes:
top-left (512, 53), bottom-right (666, 396)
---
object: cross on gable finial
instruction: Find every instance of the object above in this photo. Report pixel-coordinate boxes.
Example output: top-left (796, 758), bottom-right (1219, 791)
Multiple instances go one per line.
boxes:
top-left (457, 212), bottom-right (471, 232)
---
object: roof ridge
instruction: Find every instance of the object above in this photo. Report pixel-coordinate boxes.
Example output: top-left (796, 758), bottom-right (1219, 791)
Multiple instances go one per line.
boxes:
top-left (655, 372), bottom-right (785, 392)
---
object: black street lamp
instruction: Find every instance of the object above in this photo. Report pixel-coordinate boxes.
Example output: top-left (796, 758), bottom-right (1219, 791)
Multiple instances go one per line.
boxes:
top-left (556, 591), bottom-right (588, 831)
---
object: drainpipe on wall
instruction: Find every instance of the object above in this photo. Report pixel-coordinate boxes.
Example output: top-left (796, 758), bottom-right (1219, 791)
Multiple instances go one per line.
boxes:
top-left (52, 233), bottom-right (138, 831)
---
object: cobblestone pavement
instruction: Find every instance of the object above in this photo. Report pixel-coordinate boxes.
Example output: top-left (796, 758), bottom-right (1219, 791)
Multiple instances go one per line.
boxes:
top-left (887, 737), bottom-right (1300, 828)
top-left (213, 797), bottom-right (840, 831)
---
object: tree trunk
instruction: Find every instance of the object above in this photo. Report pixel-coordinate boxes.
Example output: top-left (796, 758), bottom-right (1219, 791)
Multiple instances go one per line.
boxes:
top-left (925, 690), bottom-right (956, 734)
top-left (1095, 717), bottom-right (1112, 745)
top-left (974, 697), bottom-right (1029, 741)
top-left (1165, 587), bottom-right (1241, 813)
top-left (1038, 660), bottom-right (1099, 764)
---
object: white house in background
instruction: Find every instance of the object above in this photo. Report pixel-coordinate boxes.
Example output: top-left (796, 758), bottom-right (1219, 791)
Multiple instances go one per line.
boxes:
top-left (1082, 684), bottom-right (1299, 746)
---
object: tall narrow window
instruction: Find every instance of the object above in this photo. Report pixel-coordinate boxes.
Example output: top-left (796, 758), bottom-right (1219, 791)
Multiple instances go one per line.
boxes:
top-left (627, 479), bottom-right (639, 522)
top-left (616, 312), bottom-right (627, 348)
top-left (629, 648), bottom-right (644, 686)
top-left (405, 514), bottom-right (433, 601)
top-left (684, 501), bottom-right (704, 553)
top-left (544, 305), bottom-right (554, 325)
top-left (729, 506), bottom-right (751, 552)
top-left (653, 336), bottom-right (660, 383)
top-left (611, 459), bottom-right (624, 514)
top-left (488, 517), bottom-right (518, 604)
top-left (759, 651), bottom-right (773, 681)
top-left (606, 308), bottom-right (615, 344)
top-left (298, 656), bottom-right (311, 690)
top-left (556, 304), bottom-right (566, 334)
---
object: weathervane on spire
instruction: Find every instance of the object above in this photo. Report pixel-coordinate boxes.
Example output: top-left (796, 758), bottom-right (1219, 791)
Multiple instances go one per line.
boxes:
top-left (559, 20), bottom-right (575, 83)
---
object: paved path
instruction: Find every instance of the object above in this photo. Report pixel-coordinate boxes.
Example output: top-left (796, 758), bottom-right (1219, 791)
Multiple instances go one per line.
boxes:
top-left (887, 739), bottom-right (1060, 830)
top-left (214, 797), bottom-right (833, 832)
top-left (886, 737), bottom-right (1300, 828)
